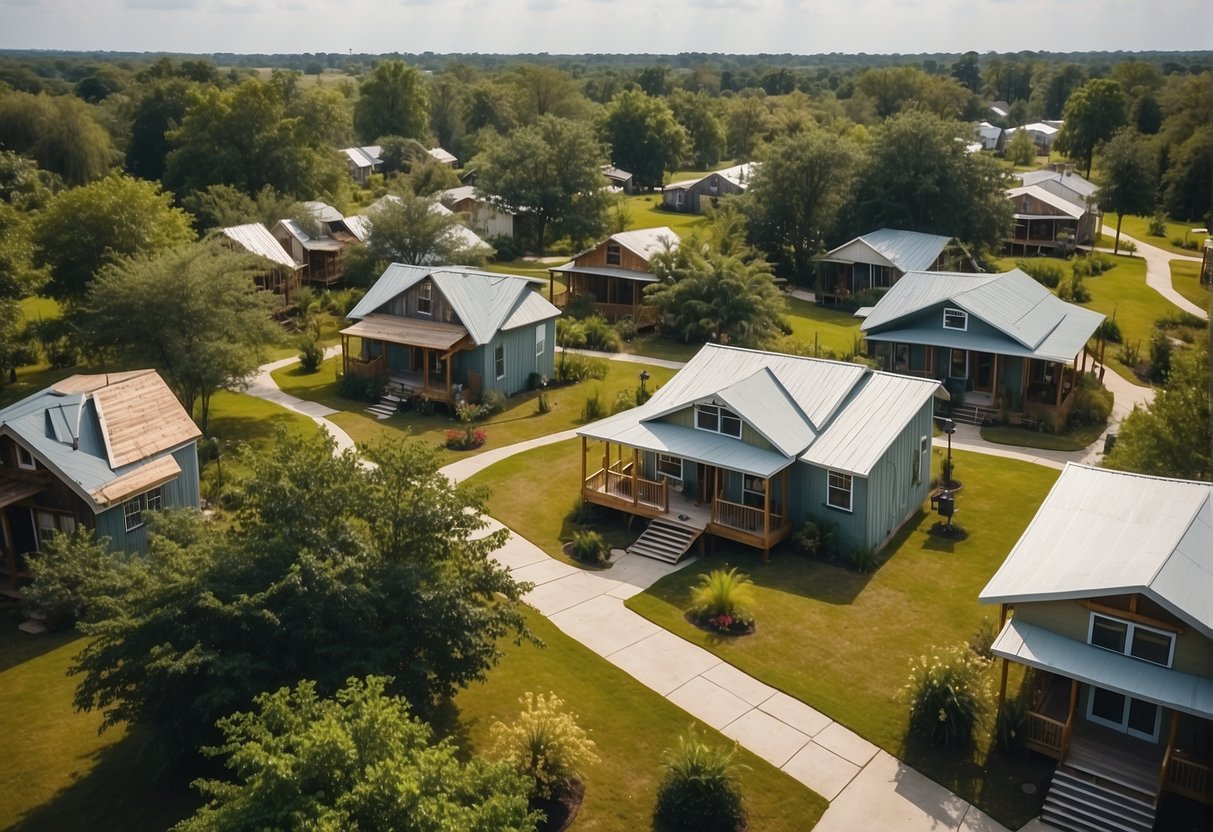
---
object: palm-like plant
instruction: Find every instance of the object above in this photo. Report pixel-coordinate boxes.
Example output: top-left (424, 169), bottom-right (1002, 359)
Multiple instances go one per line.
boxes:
top-left (689, 566), bottom-right (754, 621)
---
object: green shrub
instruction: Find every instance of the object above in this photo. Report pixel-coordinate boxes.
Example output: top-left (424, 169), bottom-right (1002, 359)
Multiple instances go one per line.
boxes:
top-left (555, 353), bottom-right (609, 383)
top-left (1068, 373), bottom-right (1113, 427)
top-left (581, 314), bottom-right (622, 352)
top-left (1015, 258), bottom-right (1063, 289)
top-left (614, 316), bottom-right (638, 342)
top-left (1147, 331), bottom-right (1172, 383)
top-left (848, 544), bottom-right (879, 573)
top-left (655, 729), bottom-right (748, 832)
top-left (967, 619), bottom-right (997, 660)
top-left (566, 497), bottom-right (596, 526)
top-left (490, 691), bottom-right (599, 799)
top-left (337, 372), bottom-right (381, 402)
top-left (1116, 340), bottom-right (1142, 369)
top-left (1089, 252), bottom-right (1114, 273)
top-left (569, 529), bottom-right (609, 565)
top-left (995, 697), bottom-right (1028, 753)
top-left (612, 389), bottom-right (635, 414)
top-left (488, 233), bottom-right (522, 261)
top-left (297, 337), bottom-right (324, 373)
top-left (792, 522), bottom-right (823, 556)
top-left (479, 389), bottom-right (507, 416)
top-left (1057, 271), bottom-right (1090, 303)
top-left (1094, 317), bottom-right (1123, 344)
top-left (1121, 239), bottom-right (1137, 256)
top-left (1148, 214), bottom-right (1168, 237)
top-left (901, 643), bottom-right (991, 750)
top-left (1154, 310), bottom-right (1208, 331)
top-left (581, 389), bottom-right (604, 421)
top-left (557, 317), bottom-right (588, 349)
top-left (689, 567), bottom-right (754, 623)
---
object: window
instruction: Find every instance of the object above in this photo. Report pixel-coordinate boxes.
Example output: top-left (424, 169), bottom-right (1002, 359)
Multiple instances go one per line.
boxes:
top-left (943, 307), bottom-right (968, 331)
top-left (145, 487), bottom-right (162, 513)
top-left (1087, 686), bottom-right (1161, 742)
top-left (417, 281), bottom-right (432, 316)
top-left (708, 178), bottom-right (719, 195)
top-left (535, 324), bottom-right (545, 360)
top-left (606, 243), bottom-right (621, 266)
top-left (950, 348), bottom-right (968, 379)
top-left (1088, 613), bottom-right (1175, 668)
top-left (36, 511), bottom-right (56, 545)
top-left (695, 404), bottom-right (741, 438)
top-left (743, 475), bottom-right (766, 509)
top-left (16, 445), bottom-right (35, 470)
top-left (656, 454), bottom-right (682, 482)
top-left (827, 471), bottom-right (853, 512)
top-left (893, 344), bottom-right (909, 370)
top-left (124, 496), bottom-right (145, 532)
top-left (494, 345), bottom-right (505, 379)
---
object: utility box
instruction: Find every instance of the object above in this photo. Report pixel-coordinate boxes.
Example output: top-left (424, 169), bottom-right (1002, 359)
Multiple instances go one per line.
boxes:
top-left (932, 492), bottom-right (955, 519)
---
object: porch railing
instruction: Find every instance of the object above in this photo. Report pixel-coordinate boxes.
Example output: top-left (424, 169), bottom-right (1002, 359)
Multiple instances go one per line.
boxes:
top-left (1167, 752), bottom-right (1212, 804)
top-left (711, 497), bottom-right (781, 536)
top-left (1023, 710), bottom-right (1066, 759)
top-left (585, 463), bottom-right (668, 512)
top-left (346, 353), bottom-right (386, 381)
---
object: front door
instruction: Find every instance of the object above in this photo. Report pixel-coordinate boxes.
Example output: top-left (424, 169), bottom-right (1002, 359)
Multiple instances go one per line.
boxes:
top-left (1086, 685), bottom-right (1162, 742)
top-left (697, 464), bottom-right (717, 506)
top-left (973, 352), bottom-right (994, 393)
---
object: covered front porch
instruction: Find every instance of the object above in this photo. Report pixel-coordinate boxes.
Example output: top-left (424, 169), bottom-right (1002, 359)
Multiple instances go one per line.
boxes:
top-left (549, 266), bottom-right (659, 327)
top-left (578, 437), bottom-right (793, 561)
top-left (340, 313), bottom-right (475, 405)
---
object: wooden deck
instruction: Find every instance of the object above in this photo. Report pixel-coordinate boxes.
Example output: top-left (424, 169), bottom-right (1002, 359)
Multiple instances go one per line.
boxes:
top-left (1067, 721), bottom-right (1163, 797)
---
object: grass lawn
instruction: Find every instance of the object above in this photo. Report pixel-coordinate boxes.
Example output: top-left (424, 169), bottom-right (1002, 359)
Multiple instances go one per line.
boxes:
top-left (620, 335), bottom-right (699, 364)
top-left (19, 295), bottom-right (61, 322)
top-left (485, 260), bottom-right (560, 282)
top-left (0, 610), bottom-right (200, 831)
top-left (622, 449), bottom-right (1060, 828)
top-left (780, 297), bottom-right (863, 357)
top-left (1170, 259), bottom-right (1210, 313)
top-left (272, 356), bottom-right (676, 465)
top-left (1112, 215), bottom-right (1208, 257)
top-left (980, 422), bottom-right (1106, 452)
top-left (452, 611), bottom-right (828, 832)
top-left (261, 311), bottom-right (343, 362)
top-left (621, 193), bottom-right (709, 236)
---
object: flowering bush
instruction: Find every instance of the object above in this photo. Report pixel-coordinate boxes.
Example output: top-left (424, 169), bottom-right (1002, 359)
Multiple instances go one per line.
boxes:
top-left (490, 692), bottom-right (599, 799)
top-left (689, 567), bottom-right (755, 633)
top-left (445, 428), bottom-right (487, 450)
top-left (900, 643), bottom-right (991, 750)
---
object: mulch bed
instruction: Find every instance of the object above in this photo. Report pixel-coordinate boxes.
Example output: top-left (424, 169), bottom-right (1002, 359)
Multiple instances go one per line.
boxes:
top-left (532, 778), bottom-right (585, 832)
top-left (685, 610), bottom-right (756, 637)
top-left (928, 521), bottom-right (969, 540)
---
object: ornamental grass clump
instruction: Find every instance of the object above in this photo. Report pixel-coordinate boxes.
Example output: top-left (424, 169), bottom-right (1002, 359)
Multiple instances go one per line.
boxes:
top-left (654, 728), bottom-right (748, 832)
top-left (689, 567), bottom-right (755, 633)
top-left (490, 692), bottom-right (599, 800)
top-left (901, 643), bottom-right (991, 750)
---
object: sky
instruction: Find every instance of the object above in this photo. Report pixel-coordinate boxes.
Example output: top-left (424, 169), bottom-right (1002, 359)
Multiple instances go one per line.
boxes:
top-left (1, 0), bottom-right (1211, 56)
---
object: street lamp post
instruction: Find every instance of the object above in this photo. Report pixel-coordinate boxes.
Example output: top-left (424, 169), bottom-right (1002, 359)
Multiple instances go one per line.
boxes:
top-left (941, 418), bottom-right (957, 529)
top-left (638, 369), bottom-right (650, 398)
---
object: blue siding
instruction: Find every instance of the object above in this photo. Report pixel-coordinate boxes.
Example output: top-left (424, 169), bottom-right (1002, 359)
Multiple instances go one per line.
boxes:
top-left (93, 443), bottom-right (200, 555)
top-left (481, 322), bottom-right (555, 396)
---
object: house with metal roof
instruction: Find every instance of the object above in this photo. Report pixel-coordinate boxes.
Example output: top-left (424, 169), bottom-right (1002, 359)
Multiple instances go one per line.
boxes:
top-left (439, 185), bottom-right (516, 239)
top-left (1008, 169), bottom-right (1100, 254)
top-left (576, 344), bottom-right (943, 562)
top-left (979, 463), bottom-right (1212, 828)
top-left (814, 228), bottom-right (980, 305)
top-left (0, 370), bottom-right (201, 589)
top-left (976, 121), bottom-right (1004, 151)
top-left (428, 147), bottom-right (458, 167)
top-left (601, 165), bottom-right (635, 195)
top-left (218, 222), bottom-right (304, 308)
top-left (548, 227), bottom-right (679, 328)
top-left (661, 163), bottom-right (756, 214)
top-left (1005, 122), bottom-right (1061, 154)
top-left (342, 264), bottom-right (560, 405)
top-left (860, 268), bottom-right (1105, 425)
top-left (270, 201), bottom-right (360, 288)
top-left (340, 145), bottom-right (383, 185)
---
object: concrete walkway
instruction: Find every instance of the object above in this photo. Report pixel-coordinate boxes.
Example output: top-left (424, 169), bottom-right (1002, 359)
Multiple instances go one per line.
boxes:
top-left (246, 346), bottom-right (358, 454)
top-left (1099, 225), bottom-right (1207, 320)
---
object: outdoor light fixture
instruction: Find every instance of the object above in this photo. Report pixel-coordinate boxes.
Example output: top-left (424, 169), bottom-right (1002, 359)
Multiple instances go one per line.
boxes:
top-left (638, 369), bottom-right (651, 395)
top-left (940, 418), bottom-right (957, 528)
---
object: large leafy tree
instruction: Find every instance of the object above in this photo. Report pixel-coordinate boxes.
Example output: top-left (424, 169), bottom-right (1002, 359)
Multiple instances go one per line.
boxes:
top-left (49, 431), bottom-right (530, 762)
top-left (1055, 79), bottom-right (1128, 177)
top-left (1161, 125), bottom-right (1212, 223)
top-left (475, 116), bottom-right (608, 252)
top-left (725, 95), bottom-right (770, 161)
top-left (1098, 129), bottom-right (1158, 254)
top-left (508, 65), bottom-right (587, 123)
top-left (32, 173), bottom-right (194, 303)
top-left (164, 78), bottom-right (349, 199)
top-left (0, 91), bottom-right (116, 185)
top-left (362, 191), bottom-right (490, 269)
top-left (646, 243), bottom-right (787, 347)
top-left (82, 241), bottom-right (278, 430)
top-left (174, 677), bottom-right (537, 832)
top-left (599, 90), bottom-right (687, 190)
top-left (1105, 341), bottom-right (1210, 482)
top-left (126, 78), bottom-right (194, 181)
top-left (741, 127), bottom-right (859, 284)
top-left (354, 60), bottom-right (429, 143)
top-left (0, 153), bottom-right (55, 383)
top-left (848, 110), bottom-right (1011, 253)
top-left (669, 90), bottom-right (726, 169)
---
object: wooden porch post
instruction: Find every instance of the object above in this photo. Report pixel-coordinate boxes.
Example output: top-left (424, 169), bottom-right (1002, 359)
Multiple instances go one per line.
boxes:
top-left (782, 469), bottom-right (790, 529)
top-left (762, 476), bottom-right (771, 565)
top-left (581, 436), bottom-right (587, 487)
top-left (1061, 678), bottom-right (1080, 760)
top-left (1, 510), bottom-right (14, 584)
top-left (998, 658), bottom-right (1010, 714)
top-left (422, 347), bottom-right (431, 396)
top-left (445, 352), bottom-right (453, 402)
top-left (632, 448), bottom-right (639, 506)
top-left (1054, 362), bottom-right (1064, 407)
top-left (990, 353), bottom-right (999, 406)
top-left (341, 333), bottom-right (348, 375)
top-left (1159, 710), bottom-right (1181, 797)
top-left (602, 442), bottom-right (609, 472)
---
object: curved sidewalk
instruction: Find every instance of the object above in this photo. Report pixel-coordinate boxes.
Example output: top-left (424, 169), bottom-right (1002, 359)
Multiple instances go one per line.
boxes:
top-left (1099, 226), bottom-right (1206, 320)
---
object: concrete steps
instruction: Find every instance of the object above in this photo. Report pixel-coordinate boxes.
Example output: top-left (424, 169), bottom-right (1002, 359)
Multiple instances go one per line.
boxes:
top-left (948, 402), bottom-right (999, 426)
top-left (1041, 765), bottom-right (1156, 832)
top-left (627, 519), bottom-right (702, 564)
top-left (365, 393), bottom-right (402, 420)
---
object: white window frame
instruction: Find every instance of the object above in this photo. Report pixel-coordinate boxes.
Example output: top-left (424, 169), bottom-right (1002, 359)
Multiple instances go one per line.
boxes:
top-left (417, 281), bottom-right (432, 316)
top-left (36, 510), bottom-right (57, 546)
top-left (494, 344), bottom-right (505, 380)
top-left (694, 403), bottom-right (741, 438)
top-left (1087, 612), bottom-right (1175, 668)
top-left (943, 307), bottom-right (968, 331)
top-left (826, 470), bottom-right (853, 512)
top-left (124, 495), bottom-right (145, 532)
top-left (145, 486), bottom-right (163, 513)
top-left (656, 454), bottom-right (683, 483)
top-left (535, 324), bottom-right (545, 360)
top-left (1085, 685), bottom-right (1162, 742)
top-left (16, 444), bottom-right (36, 470)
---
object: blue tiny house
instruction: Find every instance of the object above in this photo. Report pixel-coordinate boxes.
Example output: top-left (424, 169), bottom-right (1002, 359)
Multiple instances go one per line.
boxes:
top-left (342, 265), bottom-right (561, 405)
top-left (0, 370), bottom-right (202, 587)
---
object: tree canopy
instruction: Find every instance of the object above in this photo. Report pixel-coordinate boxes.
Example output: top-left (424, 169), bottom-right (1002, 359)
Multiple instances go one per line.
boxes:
top-left (49, 430), bottom-right (531, 763)
top-left (848, 110), bottom-right (1011, 253)
top-left (0, 91), bottom-right (116, 185)
top-left (741, 127), bottom-right (860, 284)
top-left (474, 115), bottom-right (608, 252)
top-left (361, 190), bottom-right (491, 270)
top-left (174, 676), bottom-right (537, 832)
top-left (81, 240), bottom-right (279, 430)
top-left (1098, 129), bottom-right (1158, 254)
top-left (32, 172), bottom-right (194, 302)
top-left (354, 60), bottom-right (429, 143)
top-left (599, 89), bottom-right (687, 190)
top-left (1055, 78), bottom-right (1128, 177)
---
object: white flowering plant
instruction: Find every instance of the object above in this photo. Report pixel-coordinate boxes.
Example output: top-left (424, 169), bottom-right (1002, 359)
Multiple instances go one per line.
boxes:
top-left (900, 643), bottom-right (991, 750)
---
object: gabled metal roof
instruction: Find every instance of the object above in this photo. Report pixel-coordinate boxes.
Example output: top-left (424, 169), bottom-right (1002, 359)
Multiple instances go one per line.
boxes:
top-left (348, 265), bottom-right (558, 347)
top-left (980, 464), bottom-right (1213, 639)
top-left (1017, 169), bottom-right (1099, 199)
top-left (428, 147), bottom-right (458, 166)
top-left (220, 223), bottom-right (301, 269)
top-left (861, 269), bottom-right (1104, 363)
top-left (820, 228), bottom-right (954, 273)
top-left (357, 197), bottom-right (492, 260)
top-left (300, 201), bottom-right (343, 224)
top-left (340, 146), bottom-right (382, 169)
top-left (578, 344), bottom-right (941, 478)
top-left (610, 227), bottom-right (680, 261)
top-left (1008, 185), bottom-right (1085, 219)
top-left (992, 620), bottom-right (1213, 719)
